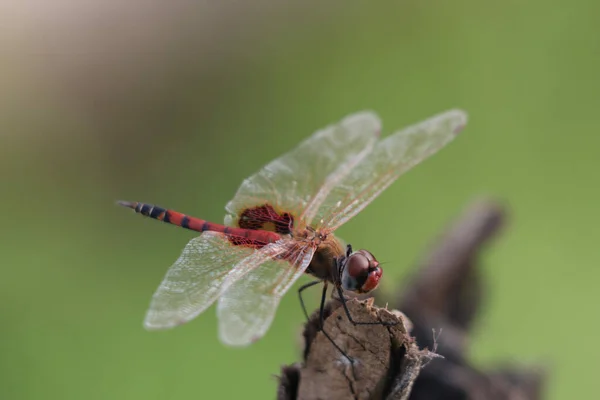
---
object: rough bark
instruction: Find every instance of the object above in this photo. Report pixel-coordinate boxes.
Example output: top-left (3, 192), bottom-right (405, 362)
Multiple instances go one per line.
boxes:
top-left (278, 297), bottom-right (435, 400)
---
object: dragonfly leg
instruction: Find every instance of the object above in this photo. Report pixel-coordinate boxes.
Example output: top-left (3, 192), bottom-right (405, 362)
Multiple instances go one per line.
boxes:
top-left (297, 280), bottom-right (321, 322)
top-left (297, 280), bottom-right (355, 362)
top-left (336, 286), bottom-right (398, 326)
top-left (345, 244), bottom-right (353, 257)
top-left (318, 281), bottom-right (354, 363)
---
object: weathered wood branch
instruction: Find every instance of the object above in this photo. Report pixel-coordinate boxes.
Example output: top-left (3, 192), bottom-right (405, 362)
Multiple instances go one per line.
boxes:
top-left (277, 199), bottom-right (546, 400)
top-left (278, 297), bottom-right (433, 400)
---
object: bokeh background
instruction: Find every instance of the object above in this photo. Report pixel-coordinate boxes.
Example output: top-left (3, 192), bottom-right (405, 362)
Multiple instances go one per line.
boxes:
top-left (2, 1), bottom-right (599, 399)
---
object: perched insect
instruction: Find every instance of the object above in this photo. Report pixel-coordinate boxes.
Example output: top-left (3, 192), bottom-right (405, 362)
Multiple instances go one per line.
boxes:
top-left (119, 109), bottom-right (467, 358)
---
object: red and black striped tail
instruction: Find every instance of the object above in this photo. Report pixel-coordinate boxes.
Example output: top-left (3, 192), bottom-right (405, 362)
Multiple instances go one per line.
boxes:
top-left (118, 200), bottom-right (283, 246)
top-left (117, 200), bottom-right (212, 233)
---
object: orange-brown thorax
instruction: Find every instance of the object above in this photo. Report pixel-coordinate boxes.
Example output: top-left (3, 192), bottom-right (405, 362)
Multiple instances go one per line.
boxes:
top-left (295, 229), bottom-right (345, 282)
top-left (236, 203), bottom-right (346, 282)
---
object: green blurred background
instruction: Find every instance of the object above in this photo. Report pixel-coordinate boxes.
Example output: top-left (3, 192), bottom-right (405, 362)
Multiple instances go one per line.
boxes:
top-left (2, 1), bottom-right (599, 398)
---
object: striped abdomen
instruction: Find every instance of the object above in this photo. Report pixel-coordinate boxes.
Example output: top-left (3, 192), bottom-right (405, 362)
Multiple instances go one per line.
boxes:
top-left (118, 201), bottom-right (281, 247)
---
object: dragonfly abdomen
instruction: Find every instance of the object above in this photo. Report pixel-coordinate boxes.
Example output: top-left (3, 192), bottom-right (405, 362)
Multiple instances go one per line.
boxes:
top-left (119, 201), bottom-right (198, 228)
top-left (118, 201), bottom-right (281, 246)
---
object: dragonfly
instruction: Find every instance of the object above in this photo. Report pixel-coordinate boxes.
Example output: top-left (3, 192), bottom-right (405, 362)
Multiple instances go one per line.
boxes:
top-left (119, 109), bottom-right (467, 358)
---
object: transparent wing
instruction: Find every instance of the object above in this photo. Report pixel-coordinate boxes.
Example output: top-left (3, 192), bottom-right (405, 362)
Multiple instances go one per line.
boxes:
top-left (225, 111), bottom-right (381, 227)
top-left (216, 241), bottom-right (316, 346)
top-left (316, 109), bottom-right (468, 230)
top-left (143, 232), bottom-right (286, 329)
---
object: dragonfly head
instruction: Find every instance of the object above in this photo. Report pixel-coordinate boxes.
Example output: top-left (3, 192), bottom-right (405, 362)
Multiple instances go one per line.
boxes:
top-left (340, 249), bottom-right (382, 293)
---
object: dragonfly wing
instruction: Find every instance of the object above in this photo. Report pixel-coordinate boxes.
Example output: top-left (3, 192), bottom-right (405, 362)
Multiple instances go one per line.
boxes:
top-left (224, 111), bottom-right (380, 227)
top-left (144, 231), bottom-right (284, 329)
top-left (317, 109), bottom-right (468, 230)
top-left (216, 241), bottom-right (316, 346)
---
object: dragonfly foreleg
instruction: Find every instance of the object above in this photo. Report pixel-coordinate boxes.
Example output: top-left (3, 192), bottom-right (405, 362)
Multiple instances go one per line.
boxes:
top-left (317, 281), bottom-right (354, 363)
top-left (297, 279), bottom-right (357, 362)
top-left (297, 280), bottom-right (321, 322)
top-left (345, 244), bottom-right (353, 257)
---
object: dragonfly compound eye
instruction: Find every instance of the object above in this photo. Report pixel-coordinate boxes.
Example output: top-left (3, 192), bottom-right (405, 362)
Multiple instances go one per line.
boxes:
top-left (341, 250), bottom-right (382, 293)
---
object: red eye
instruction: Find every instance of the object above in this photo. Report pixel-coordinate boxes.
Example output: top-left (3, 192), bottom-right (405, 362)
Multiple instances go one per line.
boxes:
top-left (340, 250), bottom-right (382, 293)
top-left (361, 267), bottom-right (382, 293)
top-left (347, 253), bottom-right (370, 278)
